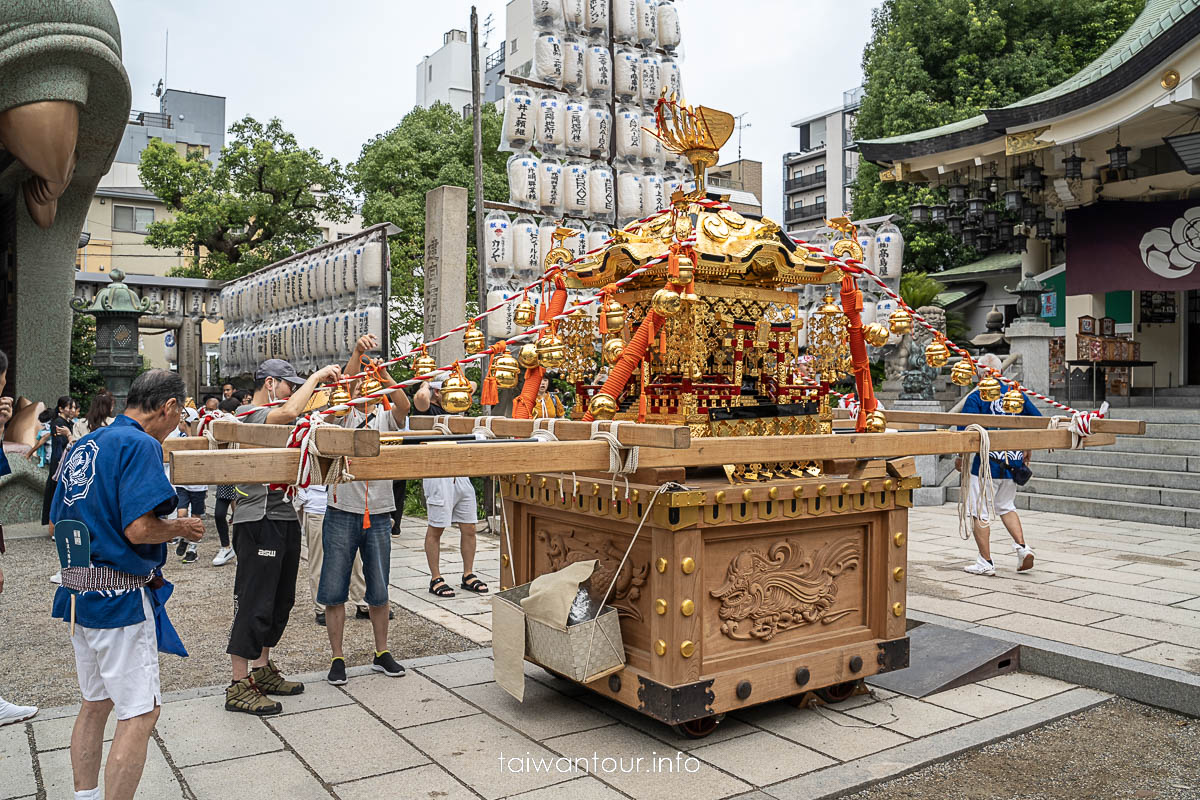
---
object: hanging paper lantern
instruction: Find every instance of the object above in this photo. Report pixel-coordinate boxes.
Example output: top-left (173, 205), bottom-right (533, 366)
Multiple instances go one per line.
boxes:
top-left (856, 226), bottom-right (876, 272)
top-left (874, 222), bottom-right (904, 278)
top-left (860, 297), bottom-right (878, 326)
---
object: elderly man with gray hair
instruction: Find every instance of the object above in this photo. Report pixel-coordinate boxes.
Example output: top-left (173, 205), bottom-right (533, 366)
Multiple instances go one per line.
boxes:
top-left (955, 353), bottom-right (1039, 576)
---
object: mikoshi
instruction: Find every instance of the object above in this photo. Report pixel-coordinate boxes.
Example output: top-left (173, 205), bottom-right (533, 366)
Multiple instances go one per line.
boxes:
top-left (171, 95), bottom-right (1144, 739)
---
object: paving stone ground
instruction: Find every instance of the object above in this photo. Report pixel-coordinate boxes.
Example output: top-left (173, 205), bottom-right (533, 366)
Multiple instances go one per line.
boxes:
top-left (3, 505), bottom-right (1195, 799)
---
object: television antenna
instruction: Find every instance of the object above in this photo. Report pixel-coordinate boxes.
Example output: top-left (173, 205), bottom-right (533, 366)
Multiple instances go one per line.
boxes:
top-left (734, 112), bottom-right (751, 161)
top-left (483, 13), bottom-right (495, 48)
top-left (153, 29), bottom-right (168, 98)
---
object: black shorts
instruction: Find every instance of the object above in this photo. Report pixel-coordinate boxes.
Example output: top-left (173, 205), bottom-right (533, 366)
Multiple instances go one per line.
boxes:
top-left (226, 517), bottom-right (302, 659)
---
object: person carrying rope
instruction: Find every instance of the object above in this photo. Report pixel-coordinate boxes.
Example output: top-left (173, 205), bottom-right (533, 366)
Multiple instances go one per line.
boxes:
top-left (955, 353), bottom-right (1038, 576)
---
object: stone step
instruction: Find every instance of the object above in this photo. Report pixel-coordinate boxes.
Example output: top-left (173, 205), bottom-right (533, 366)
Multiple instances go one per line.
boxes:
top-left (1036, 448), bottom-right (1197, 473)
top-left (1143, 422), bottom-right (1200, 441)
top-left (1036, 461), bottom-right (1200, 491)
top-left (1105, 436), bottom-right (1200, 456)
top-left (946, 486), bottom-right (1196, 528)
top-left (1024, 476), bottom-right (1200, 511)
top-left (1039, 405), bottom-right (1200, 424)
top-left (1143, 386), bottom-right (1200, 397)
top-left (1104, 395), bottom-right (1200, 409)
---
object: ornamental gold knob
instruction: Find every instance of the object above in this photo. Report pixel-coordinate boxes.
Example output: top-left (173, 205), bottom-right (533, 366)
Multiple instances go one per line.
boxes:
top-left (492, 352), bottom-right (521, 388)
top-left (864, 322), bottom-right (890, 347)
top-left (588, 393), bottom-right (618, 419)
top-left (652, 287), bottom-right (682, 317)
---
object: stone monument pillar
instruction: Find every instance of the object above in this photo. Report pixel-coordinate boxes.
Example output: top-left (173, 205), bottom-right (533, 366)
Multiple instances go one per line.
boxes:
top-left (423, 186), bottom-right (468, 366)
top-left (1005, 272), bottom-right (1054, 397)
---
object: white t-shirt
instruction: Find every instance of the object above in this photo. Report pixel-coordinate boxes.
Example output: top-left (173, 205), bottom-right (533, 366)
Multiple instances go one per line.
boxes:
top-left (296, 485), bottom-right (328, 516)
top-left (329, 407), bottom-right (400, 515)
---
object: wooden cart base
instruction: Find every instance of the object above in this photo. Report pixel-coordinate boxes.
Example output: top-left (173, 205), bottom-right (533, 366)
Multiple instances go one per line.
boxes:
top-left (500, 465), bottom-right (914, 732)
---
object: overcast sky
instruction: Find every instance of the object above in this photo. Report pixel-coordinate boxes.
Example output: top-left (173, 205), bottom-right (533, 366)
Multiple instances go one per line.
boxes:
top-left (110, 0), bottom-right (879, 220)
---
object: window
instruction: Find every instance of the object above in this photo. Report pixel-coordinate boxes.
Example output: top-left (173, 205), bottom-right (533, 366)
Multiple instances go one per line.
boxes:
top-left (815, 164), bottom-right (824, 174)
top-left (337, 232), bottom-right (354, 240)
top-left (428, 65), bottom-right (433, 82)
top-left (113, 205), bottom-right (154, 233)
top-left (511, 38), bottom-right (518, 53)
top-left (792, 168), bottom-right (803, 179)
top-left (792, 198), bottom-right (803, 209)
top-left (815, 195), bottom-right (825, 205)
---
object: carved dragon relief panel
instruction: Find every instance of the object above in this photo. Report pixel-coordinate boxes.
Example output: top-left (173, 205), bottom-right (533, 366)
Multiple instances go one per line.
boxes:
top-left (535, 526), bottom-right (649, 623)
top-left (710, 538), bottom-right (861, 642)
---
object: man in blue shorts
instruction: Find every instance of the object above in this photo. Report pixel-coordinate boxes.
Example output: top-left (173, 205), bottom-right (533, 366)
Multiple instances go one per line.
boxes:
top-left (50, 369), bottom-right (204, 800)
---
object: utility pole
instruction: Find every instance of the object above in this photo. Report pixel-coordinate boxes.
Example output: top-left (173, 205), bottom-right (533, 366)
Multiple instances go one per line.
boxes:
top-left (470, 6), bottom-right (487, 345)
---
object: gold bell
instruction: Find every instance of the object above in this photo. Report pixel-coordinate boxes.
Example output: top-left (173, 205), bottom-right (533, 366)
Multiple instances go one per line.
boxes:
top-left (440, 372), bottom-right (473, 413)
top-left (1000, 387), bottom-right (1025, 414)
top-left (328, 383), bottom-right (352, 417)
top-left (925, 340), bottom-right (950, 368)
top-left (536, 333), bottom-right (566, 369)
top-left (588, 393), bottom-right (618, 419)
top-left (514, 298), bottom-right (537, 327)
top-left (865, 409), bottom-right (887, 432)
top-left (864, 322), bottom-right (890, 347)
top-left (360, 375), bottom-right (383, 408)
top-left (603, 299), bottom-right (626, 332)
top-left (978, 376), bottom-right (1002, 402)
top-left (889, 308), bottom-right (912, 335)
top-left (652, 287), bottom-right (682, 317)
top-left (602, 336), bottom-right (625, 366)
top-left (463, 323), bottom-right (485, 355)
top-left (492, 352), bottom-right (521, 388)
top-left (413, 350), bottom-right (437, 376)
top-left (671, 254), bottom-right (695, 286)
top-left (950, 360), bottom-right (975, 386)
top-left (517, 343), bottom-right (540, 369)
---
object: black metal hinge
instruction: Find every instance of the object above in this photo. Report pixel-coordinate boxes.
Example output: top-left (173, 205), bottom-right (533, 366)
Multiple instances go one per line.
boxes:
top-left (637, 676), bottom-right (715, 724)
top-left (877, 636), bottom-right (910, 673)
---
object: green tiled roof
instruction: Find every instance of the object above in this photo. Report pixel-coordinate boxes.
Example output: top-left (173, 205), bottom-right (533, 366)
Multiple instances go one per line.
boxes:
top-left (934, 289), bottom-right (970, 307)
top-left (935, 252), bottom-right (1022, 279)
top-left (1005, 0), bottom-right (1200, 110)
top-left (858, 0), bottom-right (1199, 148)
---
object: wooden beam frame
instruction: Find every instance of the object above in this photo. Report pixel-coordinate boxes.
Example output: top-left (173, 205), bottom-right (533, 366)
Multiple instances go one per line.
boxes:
top-left (406, 416), bottom-right (691, 448)
top-left (169, 428), bottom-right (1116, 485)
top-left (207, 420), bottom-right (381, 456)
top-left (834, 408), bottom-right (1145, 435)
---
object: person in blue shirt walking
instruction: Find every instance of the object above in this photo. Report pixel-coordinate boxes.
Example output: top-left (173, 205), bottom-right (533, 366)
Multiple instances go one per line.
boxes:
top-left (49, 370), bottom-right (204, 800)
top-left (956, 353), bottom-right (1038, 576)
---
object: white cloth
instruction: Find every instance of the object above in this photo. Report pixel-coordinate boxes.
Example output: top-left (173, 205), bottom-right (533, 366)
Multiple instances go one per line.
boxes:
top-left (423, 477), bottom-right (477, 528)
top-left (295, 485), bottom-right (328, 516)
top-left (70, 589), bottom-right (160, 720)
top-left (967, 476), bottom-right (1017, 523)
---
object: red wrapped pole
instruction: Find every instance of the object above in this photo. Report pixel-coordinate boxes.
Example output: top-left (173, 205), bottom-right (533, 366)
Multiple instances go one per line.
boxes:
top-left (839, 273), bottom-right (878, 431)
top-left (582, 310), bottom-right (663, 421)
top-left (513, 274), bottom-right (568, 418)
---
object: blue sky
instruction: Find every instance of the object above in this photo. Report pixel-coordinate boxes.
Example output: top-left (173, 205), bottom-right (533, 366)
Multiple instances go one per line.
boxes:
top-left (110, 0), bottom-right (878, 219)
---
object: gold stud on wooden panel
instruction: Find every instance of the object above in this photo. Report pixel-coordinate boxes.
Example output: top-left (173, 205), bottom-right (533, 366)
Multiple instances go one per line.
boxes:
top-left (654, 639), bottom-right (667, 656)
top-left (631, 489), bottom-right (640, 502)
top-left (840, 482), bottom-right (851, 494)
top-left (715, 490), bottom-right (726, 503)
top-left (883, 479), bottom-right (894, 490)
top-left (893, 567), bottom-right (905, 581)
top-left (767, 486), bottom-right (778, 500)
top-left (892, 602), bottom-right (904, 617)
top-left (681, 557), bottom-right (696, 574)
top-left (893, 531), bottom-right (906, 547)
top-left (501, 553), bottom-right (509, 567)
top-left (655, 598), bottom-right (667, 615)
top-left (680, 640), bottom-right (695, 658)
top-left (656, 557), bottom-right (668, 573)
top-left (680, 599), bottom-right (695, 616)
top-left (793, 486), bottom-right (804, 499)
top-left (817, 484), bottom-right (828, 496)
top-left (742, 488), bottom-right (753, 502)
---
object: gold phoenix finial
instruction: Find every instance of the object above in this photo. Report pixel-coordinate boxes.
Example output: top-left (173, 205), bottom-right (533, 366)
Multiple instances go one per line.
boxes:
top-left (647, 91), bottom-right (735, 199)
top-left (544, 223), bottom-right (580, 271)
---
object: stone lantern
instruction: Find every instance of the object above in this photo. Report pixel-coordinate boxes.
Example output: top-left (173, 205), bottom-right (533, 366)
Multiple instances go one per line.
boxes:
top-left (71, 269), bottom-right (162, 411)
top-left (1006, 272), bottom-right (1045, 322)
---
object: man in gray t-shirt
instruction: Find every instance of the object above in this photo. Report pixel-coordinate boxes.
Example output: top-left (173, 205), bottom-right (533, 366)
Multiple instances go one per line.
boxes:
top-left (225, 358), bottom-right (341, 717)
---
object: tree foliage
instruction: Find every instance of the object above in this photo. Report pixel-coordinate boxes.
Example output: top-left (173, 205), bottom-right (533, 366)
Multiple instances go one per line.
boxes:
top-left (354, 102), bottom-right (509, 341)
top-left (852, 0), bottom-right (1145, 272)
top-left (69, 314), bottom-right (105, 409)
top-left (139, 117), bottom-right (352, 281)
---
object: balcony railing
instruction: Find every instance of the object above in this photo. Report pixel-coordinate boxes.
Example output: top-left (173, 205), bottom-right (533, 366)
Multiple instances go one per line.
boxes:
top-left (785, 172), bottom-right (826, 192)
top-left (843, 164), bottom-right (858, 185)
top-left (485, 43), bottom-right (506, 72)
top-left (129, 111), bottom-right (171, 128)
top-left (784, 203), bottom-right (827, 225)
top-left (708, 175), bottom-right (743, 191)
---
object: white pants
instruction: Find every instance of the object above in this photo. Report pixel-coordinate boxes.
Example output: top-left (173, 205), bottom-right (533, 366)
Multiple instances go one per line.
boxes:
top-left (423, 477), bottom-right (477, 528)
top-left (967, 475), bottom-right (1018, 524)
top-left (71, 589), bottom-right (161, 720)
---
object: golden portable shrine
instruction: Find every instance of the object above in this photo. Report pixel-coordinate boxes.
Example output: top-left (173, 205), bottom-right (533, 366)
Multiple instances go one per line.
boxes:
top-left (169, 95), bottom-right (1144, 739)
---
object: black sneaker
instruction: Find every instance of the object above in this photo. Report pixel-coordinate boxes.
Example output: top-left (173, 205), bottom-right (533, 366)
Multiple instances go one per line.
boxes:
top-left (174, 537), bottom-right (188, 557)
top-left (315, 612), bottom-right (326, 627)
top-left (181, 546), bottom-right (198, 564)
top-left (372, 651), bottom-right (406, 677)
top-left (327, 657), bottom-right (347, 685)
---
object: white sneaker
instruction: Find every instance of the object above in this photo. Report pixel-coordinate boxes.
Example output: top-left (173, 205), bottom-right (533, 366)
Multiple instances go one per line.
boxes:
top-left (0, 699), bottom-right (38, 726)
top-left (49, 570), bottom-right (62, 585)
top-left (212, 547), bottom-right (235, 566)
top-left (1015, 543), bottom-right (1035, 572)
top-left (963, 556), bottom-right (996, 576)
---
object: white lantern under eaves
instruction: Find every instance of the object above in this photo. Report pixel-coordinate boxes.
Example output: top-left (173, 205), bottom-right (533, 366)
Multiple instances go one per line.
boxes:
top-left (856, 226), bottom-right (877, 272)
top-left (875, 221), bottom-right (904, 278)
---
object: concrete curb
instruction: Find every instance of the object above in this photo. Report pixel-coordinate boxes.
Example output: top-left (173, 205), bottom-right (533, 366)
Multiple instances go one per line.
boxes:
top-left (760, 688), bottom-right (1112, 800)
top-left (909, 609), bottom-right (1200, 717)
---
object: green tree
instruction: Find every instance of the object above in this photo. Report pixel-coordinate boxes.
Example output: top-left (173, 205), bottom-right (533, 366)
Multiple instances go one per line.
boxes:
top-left (354, 102), bottom-right (509, 341)
top-left (852, 0), bottom-right (1144, 272)
top-left (899, 271), bottom-right (970, 344)
top-left (69, 314), bottom-right (105, 409)
top-left (139, 116), bottom-right (352, 281)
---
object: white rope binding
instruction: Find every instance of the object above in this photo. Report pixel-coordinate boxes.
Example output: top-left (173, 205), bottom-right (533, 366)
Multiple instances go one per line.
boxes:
top-left (293, 415), bottom-right (355, 492)
top-left (432, 414), bottom-right (453, 435)
top-left (530, 418), bottom-right (559, 441)
top-left (957, 423), bottom-right (996, 541)
top-left (1048, 402), bottom-right (1109, 450)
top-left (589, 420), bottom-right (639, 500)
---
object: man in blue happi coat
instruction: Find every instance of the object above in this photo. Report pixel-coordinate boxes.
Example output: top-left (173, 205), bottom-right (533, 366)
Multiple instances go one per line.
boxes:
top-left (50, 370), bottom-right (203, 800)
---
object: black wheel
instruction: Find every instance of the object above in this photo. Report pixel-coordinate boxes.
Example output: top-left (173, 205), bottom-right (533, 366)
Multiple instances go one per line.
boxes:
top-left (671, 713), bottom-right (725, 739)
top-left (814, 680), bottom-right (861, 704)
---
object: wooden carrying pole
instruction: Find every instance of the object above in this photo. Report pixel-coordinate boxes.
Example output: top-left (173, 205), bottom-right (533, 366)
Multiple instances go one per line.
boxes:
top-left (407, 416), bottom-right (691, 448)
top-left (170, 428), bottom-right (1116, 485)
top-left (833, 409), bottom-right (1145, 435)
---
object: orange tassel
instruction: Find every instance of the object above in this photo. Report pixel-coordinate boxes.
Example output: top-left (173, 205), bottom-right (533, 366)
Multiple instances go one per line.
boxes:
top-left (363, 486), bottom-right (371, 529)
top-left (482, 375), bottom-right (499, 406)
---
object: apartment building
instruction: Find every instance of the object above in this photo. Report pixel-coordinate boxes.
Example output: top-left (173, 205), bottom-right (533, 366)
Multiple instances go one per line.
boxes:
top-left (782, 86), bottom-right (863, 235)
